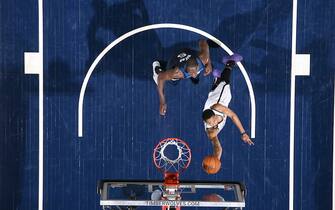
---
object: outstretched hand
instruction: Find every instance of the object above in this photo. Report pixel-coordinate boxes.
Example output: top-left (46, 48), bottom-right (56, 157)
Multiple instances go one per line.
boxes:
top-left (159, 103), bottom-right (167, 116)
top-left (241, 133), bottom-right (254, 145)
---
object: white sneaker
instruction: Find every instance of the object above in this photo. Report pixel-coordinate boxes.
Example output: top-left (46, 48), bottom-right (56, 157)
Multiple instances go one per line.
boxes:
top-left (152, 61), bottom-right (161, 85)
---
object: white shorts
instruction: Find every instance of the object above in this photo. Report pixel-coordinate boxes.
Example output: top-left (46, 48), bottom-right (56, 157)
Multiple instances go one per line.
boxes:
top-left (203, 82), bottom-right (232, 110)
top-left (203, 82), bottom-right (232, 133)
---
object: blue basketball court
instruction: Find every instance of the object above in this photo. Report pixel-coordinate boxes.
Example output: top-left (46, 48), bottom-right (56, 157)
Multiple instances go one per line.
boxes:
top-left (0, 0), bottom-right (334, 210)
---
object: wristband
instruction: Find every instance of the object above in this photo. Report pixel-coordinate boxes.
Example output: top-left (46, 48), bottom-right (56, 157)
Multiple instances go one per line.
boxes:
top-left (240, 131), bottom-right (247, 136)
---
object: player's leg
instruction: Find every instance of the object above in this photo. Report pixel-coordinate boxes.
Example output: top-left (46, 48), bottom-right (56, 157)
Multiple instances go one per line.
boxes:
top-left (219, 62), bottom-right (234, 85)
top-left (211, 54), bottom-right (243, 90)
top-left (220, 53), bottom-right (243, 83)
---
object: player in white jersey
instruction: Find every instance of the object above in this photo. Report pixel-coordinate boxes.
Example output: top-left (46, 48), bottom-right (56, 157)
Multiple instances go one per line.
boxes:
top-left (202, 54), bottom-right (254, 160)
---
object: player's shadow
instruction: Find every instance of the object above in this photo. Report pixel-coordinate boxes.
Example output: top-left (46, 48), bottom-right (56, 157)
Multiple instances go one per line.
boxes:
top-left (86, 0), bottom-right (292, 82)
top-left (244, 39), bottom-right (291, 93)
top-left (87, 0), bottom-right (204, 81)
top-left (86, 0), bottom-right (160, 78)
top-left (44, 59), bottom-right (93, 95)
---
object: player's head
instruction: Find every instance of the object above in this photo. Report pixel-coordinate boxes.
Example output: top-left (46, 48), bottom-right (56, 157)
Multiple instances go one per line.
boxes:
top-left (202, 109), bottom-right (220, 127)
top-left (185, 57), bottom-right (199, 78)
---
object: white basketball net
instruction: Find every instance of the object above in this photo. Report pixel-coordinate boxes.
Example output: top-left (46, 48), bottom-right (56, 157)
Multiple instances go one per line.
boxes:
top-left (153, 138), bottom-right (191, 173)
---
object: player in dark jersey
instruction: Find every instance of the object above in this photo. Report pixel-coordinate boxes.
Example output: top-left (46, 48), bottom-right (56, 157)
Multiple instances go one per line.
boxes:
top-left (152, 39), bottom-right (212, 116)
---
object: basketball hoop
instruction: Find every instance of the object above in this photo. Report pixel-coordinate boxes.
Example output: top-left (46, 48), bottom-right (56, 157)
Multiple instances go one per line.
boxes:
top-left (98, 138), bottom-right (245, 209)
top-left (97, 138), bottom-right (247, 210)
top-left (153, 138), bottom-right (192, 210)
top-left (153, 138), bottom-right (192, 173)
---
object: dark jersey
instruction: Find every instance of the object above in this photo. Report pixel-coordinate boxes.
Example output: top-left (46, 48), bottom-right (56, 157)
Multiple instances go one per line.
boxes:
top-left (167, 48), bottom-right (205, 79)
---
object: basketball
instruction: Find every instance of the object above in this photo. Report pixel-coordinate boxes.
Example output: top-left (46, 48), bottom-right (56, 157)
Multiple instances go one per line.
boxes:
top-left (202, 193), bottom-right (225, 202)
top-left (202, 155), bottom-right (221, 174)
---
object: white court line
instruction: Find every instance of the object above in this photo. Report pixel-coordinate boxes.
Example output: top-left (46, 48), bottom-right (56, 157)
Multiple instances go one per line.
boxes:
top-left (290, 0), bottom-right (311, 210)
top-left (78, 23), bottom-right (256, 138)
top-left (289, 63), bottom-right (296, 210)
top-left (24, 0), bottom-right (44, 209)
top-left (290, 1), bottom-right (298, 209)
top-left (333, 77), bottom-right (335, 210)
top-left (38, 0), bottom-right (44, 209)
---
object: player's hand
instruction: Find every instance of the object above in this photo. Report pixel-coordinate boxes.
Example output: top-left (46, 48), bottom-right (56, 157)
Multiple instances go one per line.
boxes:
top-left (204, 64), bottom-right (212, 76)
top-left (159, 103), bottom-right (167, 116)
top-left (241, 133), bottom-right (254, 145)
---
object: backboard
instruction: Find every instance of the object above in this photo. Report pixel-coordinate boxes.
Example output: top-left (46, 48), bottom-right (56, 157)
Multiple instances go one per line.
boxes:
top-left (97, 180), bottom-right (246, 209)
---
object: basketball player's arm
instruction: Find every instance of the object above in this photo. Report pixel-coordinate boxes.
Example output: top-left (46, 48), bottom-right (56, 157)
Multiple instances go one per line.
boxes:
top-left (157, 68), bottom-right (182, 115)
top-left (206, 129), bottom-right (222, 160)
top-left (211, 103), bottom-right (254, 145)
top-left (198, 39), bottom-right (212, 76)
